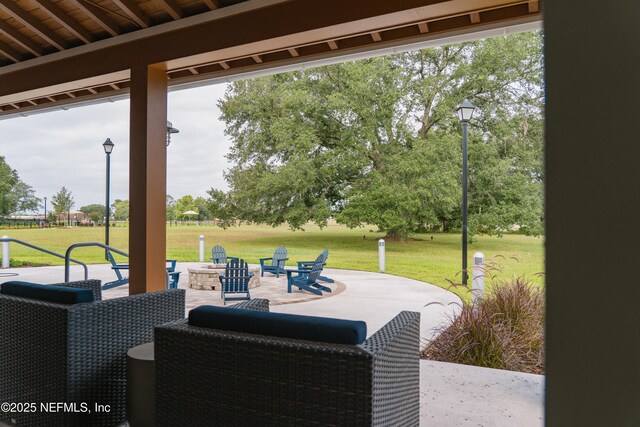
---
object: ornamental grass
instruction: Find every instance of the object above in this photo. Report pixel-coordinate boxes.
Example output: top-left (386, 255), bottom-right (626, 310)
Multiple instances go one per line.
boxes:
top-left (422, 274), bottom-right (544, 374)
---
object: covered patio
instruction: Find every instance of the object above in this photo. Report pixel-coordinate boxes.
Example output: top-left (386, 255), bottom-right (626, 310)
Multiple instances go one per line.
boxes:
top-left (0, 263), bottom-right (543, 425)
top-left (2, 0), bottom-right (639, 425)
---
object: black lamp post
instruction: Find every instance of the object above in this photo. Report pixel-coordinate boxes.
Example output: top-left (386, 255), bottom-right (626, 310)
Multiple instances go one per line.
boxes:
top-left (43, 196), bottom-right (47, 222)
top-left (456, 99), bottom-right (476, 286)
top-left (103, 138), bottom-right (114, 259)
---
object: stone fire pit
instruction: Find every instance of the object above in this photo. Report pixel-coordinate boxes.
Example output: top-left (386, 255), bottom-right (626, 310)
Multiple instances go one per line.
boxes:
top-left (188, 264), bottom-right (261, 291)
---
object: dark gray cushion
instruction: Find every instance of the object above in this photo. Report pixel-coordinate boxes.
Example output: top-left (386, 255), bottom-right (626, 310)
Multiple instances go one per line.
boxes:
top-left (189, 305), bottom-right (367, 345)
top-left (0, 281), bottom-right (95, 304)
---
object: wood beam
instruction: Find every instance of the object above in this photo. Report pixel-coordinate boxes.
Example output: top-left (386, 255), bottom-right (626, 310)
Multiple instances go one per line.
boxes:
top-left (219, 61), bottom-right (229, 69)
top-left (251, 54), bottom-right (262, 63)
top-left (327, 40), bottom-right (338, 50)
top-left (111, 0), bottom-right (151, 28)
top-left (0, 19), bottom-right (44, 56)
top-left (528, 1), bottom-right (539, 13)
top-left (0, 0), bottom-right (67, 50)
top-left (34, 0), bottom-right (94, 44)
top-left (0, 40), bottom-right (22, 62)
top-left (470, 12), bottom-right (480, 23)
top-left (157, 0), bottom-right (182, 20)
top-left (287, 47), bottom-right (299, 57)
top-left (69, 0), bottom-right (120, 37)
top-left (129, 64), bottom-right (167, 294)
top-left (418, 21), bottom-right (429, 33)
top-left (1, 0), bottom-right (541, 99)
top-left (371, 31), bottom-right (382, 42)
top-left (202, 0), bottom-right (219, 10)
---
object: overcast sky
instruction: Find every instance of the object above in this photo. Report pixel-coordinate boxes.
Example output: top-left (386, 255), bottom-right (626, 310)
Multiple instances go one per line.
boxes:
top-left (0, 83), bottom-right (231, 210)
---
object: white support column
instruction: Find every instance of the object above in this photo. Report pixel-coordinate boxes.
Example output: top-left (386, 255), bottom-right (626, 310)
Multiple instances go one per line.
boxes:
top-left (472, 252), bottom-right (485, 305)
top-left (1, 236), bottom-right (9, 268)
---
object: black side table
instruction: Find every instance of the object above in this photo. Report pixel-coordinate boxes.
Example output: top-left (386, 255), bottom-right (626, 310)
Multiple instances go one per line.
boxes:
top-left (127, 342), bottom-right (155, 427)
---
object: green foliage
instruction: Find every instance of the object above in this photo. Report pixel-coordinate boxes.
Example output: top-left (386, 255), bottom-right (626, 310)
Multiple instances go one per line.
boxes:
top-left (336, 135), bottom-right (459, 239)
top-left (218, 32), bottom-right (544, 238)
top-left (0, 156), bottom-right (40, 216)
top-left (111, 199), bottom-right (129, 220)
top-left (193, 197), bottom-right (211, 221)
top-left (50, 186), bottom-right (74, 225)
top-left (8, 258), bottom-right (48, 268)
top-left (80, 203), bottom-right (106, 223)
top-left (174, 195), bottom-right (197, 219)
top-left (79, 204), bottom-right (106, 215)
top-left (166, 195), bottom-right (176, 221)
top-left (422, 275), bottom-right (544, 374)
top-left (206, 189), bottom-right (236, 226)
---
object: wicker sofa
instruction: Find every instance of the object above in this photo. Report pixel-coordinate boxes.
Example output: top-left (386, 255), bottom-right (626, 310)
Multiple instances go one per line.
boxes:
top-left (0, 279), bottom-right (185, 427)
top-left (155, 299), bottom-right (420, 426)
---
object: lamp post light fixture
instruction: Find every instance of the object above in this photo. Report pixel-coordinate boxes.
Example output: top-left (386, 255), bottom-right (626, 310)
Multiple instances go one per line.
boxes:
top-left (456, 99), bottom-right (476, 286)
top-left (103, 138), bottom-right (114, 259)
top-left (166, 121), bottom-right (179, 146)
top-left (166, 121), bottom-right (179, 229)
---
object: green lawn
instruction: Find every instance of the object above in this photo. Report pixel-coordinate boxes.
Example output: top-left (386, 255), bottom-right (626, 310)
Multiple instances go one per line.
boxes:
top-left (3, 223), bottom-right (544, 300)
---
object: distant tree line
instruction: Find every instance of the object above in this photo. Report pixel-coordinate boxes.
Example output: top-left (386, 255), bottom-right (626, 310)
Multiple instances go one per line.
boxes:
top-left (0, 156), bottom-right (40, 217)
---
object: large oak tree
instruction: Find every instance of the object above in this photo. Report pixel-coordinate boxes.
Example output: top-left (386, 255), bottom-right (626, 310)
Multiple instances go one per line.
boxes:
top-left (217, 31), bottom-right (543, 239)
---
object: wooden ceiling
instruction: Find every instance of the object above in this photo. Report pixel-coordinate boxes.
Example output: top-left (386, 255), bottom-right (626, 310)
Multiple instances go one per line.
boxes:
top-left (0, 0), bottom-right (541, 118)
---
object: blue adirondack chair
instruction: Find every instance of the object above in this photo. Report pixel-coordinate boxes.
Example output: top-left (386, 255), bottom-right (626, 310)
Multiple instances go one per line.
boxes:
top-left (296, 249), bottom-right (334, 283)
top-left (219, 258), bottom-right (253, 305)
top-left (211, 245), bottom-right (234, 264)
top-left (105, 251), bottom-right (180, 290)
top-left (165, 260), bottom-right (181, 289)
top-left (286, 260), bottom-right (331, 296)
top-left (104, 251), bottom-right (130, 290)
top-left (259, 246), bottom-right (288, 278)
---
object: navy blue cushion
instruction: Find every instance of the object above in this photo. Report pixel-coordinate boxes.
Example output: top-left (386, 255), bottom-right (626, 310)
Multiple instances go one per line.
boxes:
top-left (0, 281), bottom-right (94, 304)
top-left (189, 306), bottom-right (367, 345)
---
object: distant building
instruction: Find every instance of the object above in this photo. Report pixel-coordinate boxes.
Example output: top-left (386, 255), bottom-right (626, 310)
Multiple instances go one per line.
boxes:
top-left (54, 211), bottom-right (89, 225)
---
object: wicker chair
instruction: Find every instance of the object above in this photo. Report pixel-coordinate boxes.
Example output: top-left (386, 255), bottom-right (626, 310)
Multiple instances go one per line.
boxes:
top-left (0, 280), bottom-right (185, 427)
top-left (155, 299), bottom-right (420, 426)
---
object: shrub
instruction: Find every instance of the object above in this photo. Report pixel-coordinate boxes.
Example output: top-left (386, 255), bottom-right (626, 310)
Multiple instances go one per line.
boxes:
top-left (8, 258), bottom-right (49, 268)
top-left (422, 276), bottom-right (544, 374)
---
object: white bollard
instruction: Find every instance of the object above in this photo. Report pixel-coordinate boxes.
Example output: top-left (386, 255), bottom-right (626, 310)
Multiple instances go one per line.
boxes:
top-left (378, 239), bottom-right (385, 273)
top-left (472, 252), bottom-right (485, 305)
top-left (199, 235), bottom-right (205, 262)
top-left (1, 235), bottom-right (9, 268)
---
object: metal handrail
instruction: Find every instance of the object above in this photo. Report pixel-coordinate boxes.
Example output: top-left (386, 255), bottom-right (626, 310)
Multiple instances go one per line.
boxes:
top-left (0, 237), bottom-right (89, 280)
top-left (64, 242), bottom-right (128, 282)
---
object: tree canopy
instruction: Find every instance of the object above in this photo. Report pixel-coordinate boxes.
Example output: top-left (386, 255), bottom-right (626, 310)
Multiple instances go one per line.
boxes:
top-left (218, 32), bottom-right (543, 239)
top-left (111, 199), bottom-right (129, 220)
top-left (80, 204), bottom-right (106, 223)
top-left (0, 156), bottom-right (40, 216)
top-left (51, 186), bottom-right (74, 225)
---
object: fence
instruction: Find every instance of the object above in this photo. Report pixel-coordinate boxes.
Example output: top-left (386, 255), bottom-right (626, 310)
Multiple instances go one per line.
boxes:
top-left (0, 218), bottom-right (49, 229)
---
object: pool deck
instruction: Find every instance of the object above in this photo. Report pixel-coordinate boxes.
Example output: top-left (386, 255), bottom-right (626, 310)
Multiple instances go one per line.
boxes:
top-left (0, 263), bottom-right (544, 426)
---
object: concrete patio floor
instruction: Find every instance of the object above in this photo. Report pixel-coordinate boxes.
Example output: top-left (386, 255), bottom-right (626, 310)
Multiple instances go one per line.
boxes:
top-left (0, 263), bottom-right (544, 426)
